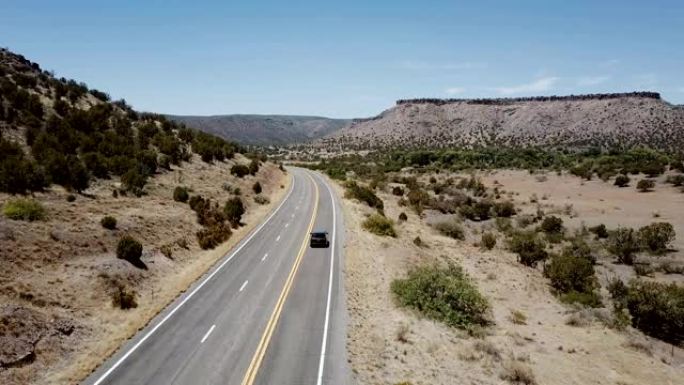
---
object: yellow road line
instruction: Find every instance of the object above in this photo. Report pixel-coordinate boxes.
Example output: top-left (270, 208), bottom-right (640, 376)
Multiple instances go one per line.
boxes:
top-left (240, 172), bottom-right (319, 385)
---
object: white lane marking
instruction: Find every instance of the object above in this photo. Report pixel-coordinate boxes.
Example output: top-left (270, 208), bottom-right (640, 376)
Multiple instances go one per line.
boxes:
top-left (296, 205), bottom-right (299, 210)
top-left (90, 174), bottom-right (297, 385)
top-left (285, 223), bottom-right (289, 228)
top-left (261, 253), bottom-right (269, 261)
top-left (315, 172), bottom-right (337, 385)
top-left (200, 324), bottom-right (216, 344)
top-left (291, 213), bottom-right (295, 218)
top-left (239, 280), bottom-right (248, 292)
top-left (276, 235), bottom-right (281, 242)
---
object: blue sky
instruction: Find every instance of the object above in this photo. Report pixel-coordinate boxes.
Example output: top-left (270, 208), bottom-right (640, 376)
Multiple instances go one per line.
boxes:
top-left (1, 1), bottom-right (682, 118)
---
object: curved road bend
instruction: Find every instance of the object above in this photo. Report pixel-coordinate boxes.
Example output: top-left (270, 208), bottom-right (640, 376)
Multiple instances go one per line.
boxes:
top-left (83, 168), bottom-right (353, 385)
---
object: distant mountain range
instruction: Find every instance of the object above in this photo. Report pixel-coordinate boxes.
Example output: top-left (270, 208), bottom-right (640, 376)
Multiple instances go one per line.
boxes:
top-left (167, 114), bottom-right (351, 146)
top-left (321, 93), bottom-right (684, 152)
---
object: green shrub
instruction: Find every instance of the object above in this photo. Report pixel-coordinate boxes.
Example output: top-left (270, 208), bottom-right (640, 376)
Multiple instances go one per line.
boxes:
top-left (625, 280), bottom-right (684, 345)
top-left (66, 194), bottom-right (76, 202)
top-left (362, 214), bottom-right (396, 237)
top-left (607, 227), bottom-right (639, 264)
top-left (544, 253), bottom-right (597, 295)
top-left (121, 168), bottom-right (147, 196)
top-left (224, 197), bottom-right (245, 227)
top-left (562, 238), bottom-right (596, 264)
top-left (413, 236), bottom-right (424, 247)
top-left (230, 164), bottom-right (250, 178)
top-left (433, 219), bottom-right (465, 240)
top-left (481, 232), bottom-right (497, 250)
top-left (636, 179), bottom-right (655, 192)
top-left (248, 159), bottom-right (260, 175)
top-left (254, 195), bottom-right (269, 205)
top-left (173, 186), bottom-right (189, 202)
top-left (101, 215), bottom-right (117, 230)
top-left (345, 181), bottom-right (384, 211)
top-left (391, 263), bottom-right (491, 329)
top-left (637, 222), bottom-right (675, 254)
top-left (459, 200), bottom-right (492, 221)
top-left (406, 188), bottom-right (429, 212)
top-left (196, 223), bottom-right (232, 249)
top-left (112, 284), bottom-right (138, 310)
top-left (493, 201), bottom-right (516, 217)
top-left (116, 235), bottom-right (143, 264)
top-left (666, 174), bottom-right (684, 187)
top-left (252, 181), bottom-right (262, 194)
top-left (3, 198), bottom-right (46, 221)
top-left (540, 215), bottom-right (563, 234)
top-left (559, 291), bottom-right (603, 308)
top-left (392, 186), bottom-right (404, 196)
top-left (588, 224), bottom-right (609, 239)
top-left (507, 231), bottom-right (548, 267)
top-left (614, 174), bottom-right (630, 187)
top-left (188, 195), bottom-right (205, 211)
top-left (398, 212), bottom-right (408, 222)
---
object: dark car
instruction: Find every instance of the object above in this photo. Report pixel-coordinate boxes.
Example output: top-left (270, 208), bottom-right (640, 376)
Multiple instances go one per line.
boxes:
top-left (310, 231), bottom-right (330, 248)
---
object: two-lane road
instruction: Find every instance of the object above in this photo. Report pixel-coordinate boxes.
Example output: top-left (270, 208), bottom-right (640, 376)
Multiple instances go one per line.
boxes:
top-left (83, 168), bottom-right (352, 385)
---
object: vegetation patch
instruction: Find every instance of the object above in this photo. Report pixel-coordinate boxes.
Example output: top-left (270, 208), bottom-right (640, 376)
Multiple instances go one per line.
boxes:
top-left (433, 219), bottom-right (465, 240)
top-left (391, 263), bottom-right (491, 329)
top-left (116, 235), bottom-right (143, 267)
top-left (173, 186), bottom-right (189, 202)
top-left (362, 214), bottom-right (396, 237)
top-left (2, 198), bottom-right (46, 221)
top-left (507, 231), bottom-right (548, 267)
top-left (100, 215), bottom-right (117, 230)
top-left (344, 181), bottom-right (384, 212)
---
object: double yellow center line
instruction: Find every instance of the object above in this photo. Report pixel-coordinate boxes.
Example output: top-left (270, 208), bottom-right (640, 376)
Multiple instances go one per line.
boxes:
top-left (240, 173), bottom-right (319, 385)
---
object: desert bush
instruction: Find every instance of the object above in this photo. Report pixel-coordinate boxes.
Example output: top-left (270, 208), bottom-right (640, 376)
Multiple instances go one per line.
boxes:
top-left (666, 174), bottom-right (684, 187)
top-left (252, 181), bottom-right (262, 194)
top-left (540, 215), bottom-right (563, 234)
top-left (406, 187), bottom-right (430, 212)
top-left (391, 263), bottom-right (491, 329)
top-left (507, 231), bottom-right (548, 267)
top-left (101, 215), bottom-right (117, 230)
top-left (3, 198), bottom-right (46, 221)
top-left (433, 219), bottom-right (465, 240)
top-left (637, 222), bottom-right (675, 254)
top-left (188, 195), bottom-right (205, 211)
top-left (121, 168), bottom-right (146, 196)
top-left (562, 237), bottom-right (596, 264)
top-left (112, 284), bottom-right (138, 310)
top-left (230, 164), bottom-right (250, 178)
top-left (625, 280), bottom-right (684, 345)
top-left (362, 214), bottom-right (396, 237)
top-left (398, 212), bottom-right (408, 222)
top-left (254, 195), bottom-right (269, 205)
top-left (614, 174), bottom-right (630, 187)
top-left (345, 181), bottom-right (384, 212)
top-left (634, 263), bottom-right (655, 277)
top-left (459, 199), bottom-right (492, 221)
top-left (559, 291), bottom-right (603, 307)
top-left (248, 159), bottom-right (260, 175)
top-left (116, 235), bottom-right (143, 264)
top-left (544, 253), bottom-right (597, 297)
top-left (413, 236), bottom-right (424, 247)
top-left (588, 224), bottom-right (609, 239)
top-left (481, 232), bottom-right (497, 250)
top-left (493, 201), bottom-right (516, 217)
top-left (607, 227), bottom-right (639, 264)
top-left (66, 194), bottom-right (76, 202)
top-left (509, 310), bottom-right (527, 325)
top-left (392, 186), bottom-right (404, 196)
top-left (636, 179), bottom-right (655, 192)
top-left (500, 361), bottom-right (536, 385)
top-left (224, 197), bottom-right (245, 227)
top-left (173, 186), bottom-right (189, 202)
top-left (495, 217), bottom-right (514, 234)
top-left (196, 223), bottom-right (232, 249)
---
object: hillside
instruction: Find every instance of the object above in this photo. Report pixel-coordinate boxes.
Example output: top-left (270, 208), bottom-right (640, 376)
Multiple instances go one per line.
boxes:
top-left (168, 114), bottom-right (350, 146)
top-left (322, 93), bottom-right (684, 152)
top-left (0, 48), bottom-right (289, 384)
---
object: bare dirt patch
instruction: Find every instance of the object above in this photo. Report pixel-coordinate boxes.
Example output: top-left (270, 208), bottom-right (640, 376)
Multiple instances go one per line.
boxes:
top-left (0, 155), bottom-right (289, 384)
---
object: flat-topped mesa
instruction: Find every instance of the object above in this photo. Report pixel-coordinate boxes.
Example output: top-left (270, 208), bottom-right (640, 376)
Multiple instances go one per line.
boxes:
top-left (396, 92), bottom-right (661, 106)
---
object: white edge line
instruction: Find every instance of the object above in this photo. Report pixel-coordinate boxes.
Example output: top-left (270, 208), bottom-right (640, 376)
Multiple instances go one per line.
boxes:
top-left (239, 280), bottom-right (249, 292)
top-left (91, 172), bottom-right (296, 385)
top-left (276, 235), bottom-right (281, 241)
top-left (261, 253), bottom-right (268, 261)
top-left (200, 324), bottom-right (216, 343)
top-left (315, 171), bottom-right (336, 385)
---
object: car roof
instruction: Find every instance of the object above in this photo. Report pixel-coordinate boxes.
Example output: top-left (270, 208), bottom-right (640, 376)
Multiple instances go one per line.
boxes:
top-left (311, 231), bottom-right (328, 235)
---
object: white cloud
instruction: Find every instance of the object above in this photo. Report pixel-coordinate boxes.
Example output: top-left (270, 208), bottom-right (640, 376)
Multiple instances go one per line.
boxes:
top-left (634, 73), bottom-right (657, 89)
top-left (599, 59), bottom-right (620, 68)
top-left (495, 77), bottom-right (559, 95)
top-left (445, 87), bottom-right (465, 95)
top-left (399, 60), bottom-right (485, 71)
top-left (577, 75), bottom-right (610, 86)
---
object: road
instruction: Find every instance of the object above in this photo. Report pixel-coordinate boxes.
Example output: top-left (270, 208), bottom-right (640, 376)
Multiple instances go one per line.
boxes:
top-left (83, 168), bottom-right (352, 385)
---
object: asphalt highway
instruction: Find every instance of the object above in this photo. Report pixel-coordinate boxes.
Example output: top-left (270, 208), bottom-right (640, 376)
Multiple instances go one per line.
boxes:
top-left (82, 168), bottom-right (352, 385)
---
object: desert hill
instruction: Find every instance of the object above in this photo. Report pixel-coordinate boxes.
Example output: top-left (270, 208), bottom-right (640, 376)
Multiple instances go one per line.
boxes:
top-left (322, 93), bottom-right (684, 152)
top-left (168, 114), bottom-right (350, 146)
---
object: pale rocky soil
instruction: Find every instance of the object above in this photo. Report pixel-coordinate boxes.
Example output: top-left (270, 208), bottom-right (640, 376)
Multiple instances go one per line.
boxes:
top-left (323, 97), bottom-right (684, 151)
top-left (0, 154), bottom-right (290, 385)
top-left (334, 171), bottom-right (683, 385)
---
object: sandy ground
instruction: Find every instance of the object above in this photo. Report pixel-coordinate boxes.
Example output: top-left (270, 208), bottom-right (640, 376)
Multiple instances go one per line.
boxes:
top-left (0, 154), bottom-right (290, 385)
top-left (334, 171), bottom-right (683, 385)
